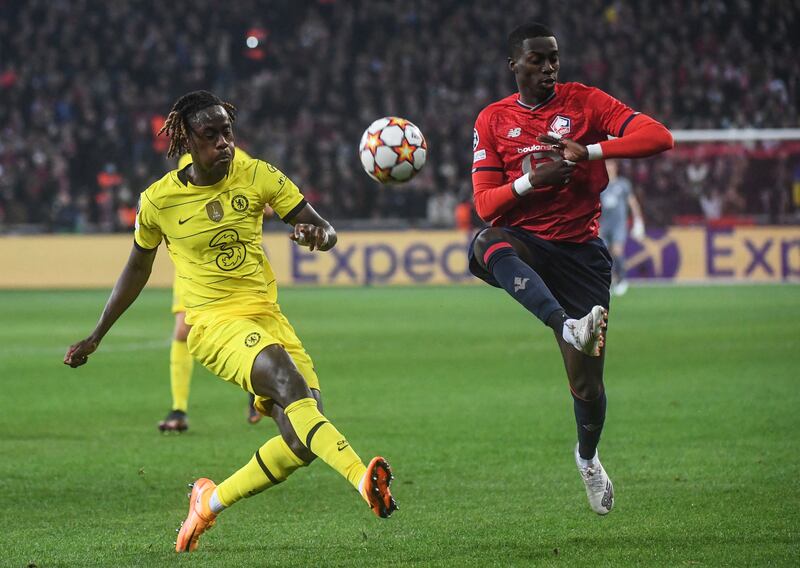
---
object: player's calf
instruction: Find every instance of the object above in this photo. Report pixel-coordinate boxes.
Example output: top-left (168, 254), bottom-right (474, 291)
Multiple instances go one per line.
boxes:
top-left (474, 230), bottom-right (564, 326)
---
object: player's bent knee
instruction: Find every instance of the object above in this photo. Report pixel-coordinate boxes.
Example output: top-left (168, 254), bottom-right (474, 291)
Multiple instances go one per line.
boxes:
top-left (571, 380), bottom-right (604, 401)
top-left (286, 435), bottom-right (317, 464)
top-left (271, 403), bottom-right (317, 464)
top-left (473, 227), bottom-right (510, 266)
top-left (251, 344), bottom-right (313, 407)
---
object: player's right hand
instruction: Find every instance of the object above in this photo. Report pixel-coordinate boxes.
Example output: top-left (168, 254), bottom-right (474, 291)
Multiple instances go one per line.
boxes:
top-left (64, 338), bottom-right (99, 368)
top-left (290, 223), bottom-right (328, 251)
top-left (530, 159), bottom-right (575, 188)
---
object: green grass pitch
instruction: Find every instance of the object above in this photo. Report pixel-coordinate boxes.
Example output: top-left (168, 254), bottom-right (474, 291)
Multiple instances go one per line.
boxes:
top-left (1, 285), bottom-right (798, 567)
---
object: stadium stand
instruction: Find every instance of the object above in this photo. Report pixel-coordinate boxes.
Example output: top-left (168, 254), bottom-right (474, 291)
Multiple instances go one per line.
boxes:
top-left (0, 0), bottom-right (798, 232)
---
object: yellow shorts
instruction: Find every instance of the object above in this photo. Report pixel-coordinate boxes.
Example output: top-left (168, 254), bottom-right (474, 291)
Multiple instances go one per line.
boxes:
top-left (172, 276), bottom-right (186, 314)
top-left (186, 305), bottom-right (320, 416)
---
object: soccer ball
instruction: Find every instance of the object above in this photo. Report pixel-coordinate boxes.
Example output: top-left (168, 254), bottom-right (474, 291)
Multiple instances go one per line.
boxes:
top-left (358, 117), bottom-right (427, 184)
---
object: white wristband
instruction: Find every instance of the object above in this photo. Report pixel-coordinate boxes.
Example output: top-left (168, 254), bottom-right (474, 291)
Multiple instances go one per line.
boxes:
top-left (512, 174), bottom-right (534, 196)
top-left (586, 143), bottom-right (604, 160)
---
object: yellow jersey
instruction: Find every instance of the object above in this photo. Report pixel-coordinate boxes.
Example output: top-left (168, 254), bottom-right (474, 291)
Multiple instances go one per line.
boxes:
top-left (134, 152), bottom-right (305, 324)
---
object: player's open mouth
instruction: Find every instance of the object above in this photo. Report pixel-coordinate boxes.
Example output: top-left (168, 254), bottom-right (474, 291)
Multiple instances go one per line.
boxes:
top-left (541, 78), bottom-right (556, 86)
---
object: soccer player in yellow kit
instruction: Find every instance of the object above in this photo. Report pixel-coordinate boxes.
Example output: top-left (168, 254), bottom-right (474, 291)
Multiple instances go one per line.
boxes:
top-left (158, 149), bottom-right (261, 432)
top-left (64, 91), bottom-right (397, 552)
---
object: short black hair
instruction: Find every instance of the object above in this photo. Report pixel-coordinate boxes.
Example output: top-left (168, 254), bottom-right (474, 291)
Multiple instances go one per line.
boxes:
top-left (158, 90), bottom-right (237, 158)
top-left (508, 22), bottom-right (555, 58)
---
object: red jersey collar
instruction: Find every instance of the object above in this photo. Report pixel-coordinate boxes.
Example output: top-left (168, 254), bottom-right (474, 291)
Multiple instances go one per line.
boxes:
top-left (514, 89), bottom-right (557, 112)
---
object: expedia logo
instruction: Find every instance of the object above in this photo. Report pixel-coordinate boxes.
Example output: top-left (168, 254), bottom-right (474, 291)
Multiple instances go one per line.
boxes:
top-left (516, 144), bottom-right (553, 153)
top-left (244, 332), bottom-right (261, 347)
top-left (232, 194), bottom-right (249, 212)
top-left (624, 229), bottom-right (680, 278)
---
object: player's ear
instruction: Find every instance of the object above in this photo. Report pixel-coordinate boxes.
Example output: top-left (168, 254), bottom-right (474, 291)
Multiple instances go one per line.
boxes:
top-left (507, 57), bottom-right (515, 72)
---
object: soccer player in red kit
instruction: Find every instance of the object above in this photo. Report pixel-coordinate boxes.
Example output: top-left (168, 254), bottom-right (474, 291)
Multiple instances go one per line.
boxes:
top-left (469, 22), bottom-right (673, 515)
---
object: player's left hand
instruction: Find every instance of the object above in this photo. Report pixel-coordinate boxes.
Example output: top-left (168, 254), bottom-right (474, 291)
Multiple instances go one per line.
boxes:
top-left (537, 132), bottom-right (589, 162)
top-left (290, 224), bottom-right (328, 251)
top-left (64, 337), bottom-right (99, 368)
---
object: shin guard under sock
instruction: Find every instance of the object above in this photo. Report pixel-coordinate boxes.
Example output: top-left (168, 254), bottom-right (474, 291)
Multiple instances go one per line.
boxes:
top-left (483, 242), bottom-right (563, 327)
top-left (284, 398), bottom-right (366, 490)
top-left (572, 389), bottom-right (607, 461)
top-left (216, 435), bottom-right (306, 507)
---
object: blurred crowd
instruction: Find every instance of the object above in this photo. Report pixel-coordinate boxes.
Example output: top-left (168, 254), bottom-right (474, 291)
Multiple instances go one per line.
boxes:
top-left (1, 0), bottom-right (799, 233)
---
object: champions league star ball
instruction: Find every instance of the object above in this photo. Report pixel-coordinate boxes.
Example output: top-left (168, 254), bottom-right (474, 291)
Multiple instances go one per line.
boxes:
top-left (358, 117), bottom-right (427, 183)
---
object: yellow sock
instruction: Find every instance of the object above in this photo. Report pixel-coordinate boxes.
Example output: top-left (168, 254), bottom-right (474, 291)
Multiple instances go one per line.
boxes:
top-left (216, 436), bottom-right (306, 507)
top-left (170, 340), bottom-right (193, 412)
top-left (284, 397), bottom-right (367, 491)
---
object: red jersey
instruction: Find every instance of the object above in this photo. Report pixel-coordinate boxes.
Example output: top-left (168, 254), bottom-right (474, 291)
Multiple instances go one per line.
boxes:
top-left (472, 82), bottom-right (638, 242)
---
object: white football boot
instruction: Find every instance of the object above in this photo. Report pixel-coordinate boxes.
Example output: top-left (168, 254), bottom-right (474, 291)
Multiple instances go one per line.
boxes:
top-left (563, 305), bottom-right (608, 356)
top-left (575, 444), bottom-right (614, 515)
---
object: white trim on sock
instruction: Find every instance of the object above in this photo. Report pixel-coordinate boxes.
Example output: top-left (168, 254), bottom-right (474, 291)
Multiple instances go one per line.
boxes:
top-left (576, 451), bottom-right (599, 469)
top-left (209, 489), bottom-right (226, 514)
top-left (562, 319), bottom-right (576, 345)
top-left (358, 472), bottom-right (366, 496)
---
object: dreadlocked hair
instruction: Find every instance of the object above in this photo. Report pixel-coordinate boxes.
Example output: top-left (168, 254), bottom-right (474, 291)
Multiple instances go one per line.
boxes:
top-left (158, 90), bottom-right (237, 158)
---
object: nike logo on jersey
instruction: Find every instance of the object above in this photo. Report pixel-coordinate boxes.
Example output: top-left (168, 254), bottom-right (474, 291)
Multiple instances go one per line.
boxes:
top-left (514, 276), bottom-right (530, 292)
top-left (178, 215), bottom-right (194, 225)
top-left (337, 439), bottom-right (350, 452)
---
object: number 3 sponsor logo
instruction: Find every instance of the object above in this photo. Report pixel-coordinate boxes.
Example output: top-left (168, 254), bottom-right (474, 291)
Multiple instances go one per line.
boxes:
top-left (209, 228), bottom-right (246, 271)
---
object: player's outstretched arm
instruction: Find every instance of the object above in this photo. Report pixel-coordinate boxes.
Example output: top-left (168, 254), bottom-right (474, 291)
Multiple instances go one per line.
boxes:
top-left (288, 203), bottom-right (337, 252)
top-left (538, 114), bottom-right (674, 162)
top-left (64, 245), bottom-right (157, 368)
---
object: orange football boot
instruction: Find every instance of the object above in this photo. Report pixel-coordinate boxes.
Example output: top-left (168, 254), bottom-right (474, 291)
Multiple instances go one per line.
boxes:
top-left (175, 478), bottom-right (217, 552)
top-left (361, 456), bottom-right (398, 518)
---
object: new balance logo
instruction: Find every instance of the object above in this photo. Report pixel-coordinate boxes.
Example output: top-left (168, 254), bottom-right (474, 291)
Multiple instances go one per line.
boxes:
top-left (507, 127), bottom-right (521, 138)
top-left (514, 276), bottom-right (529, 292)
